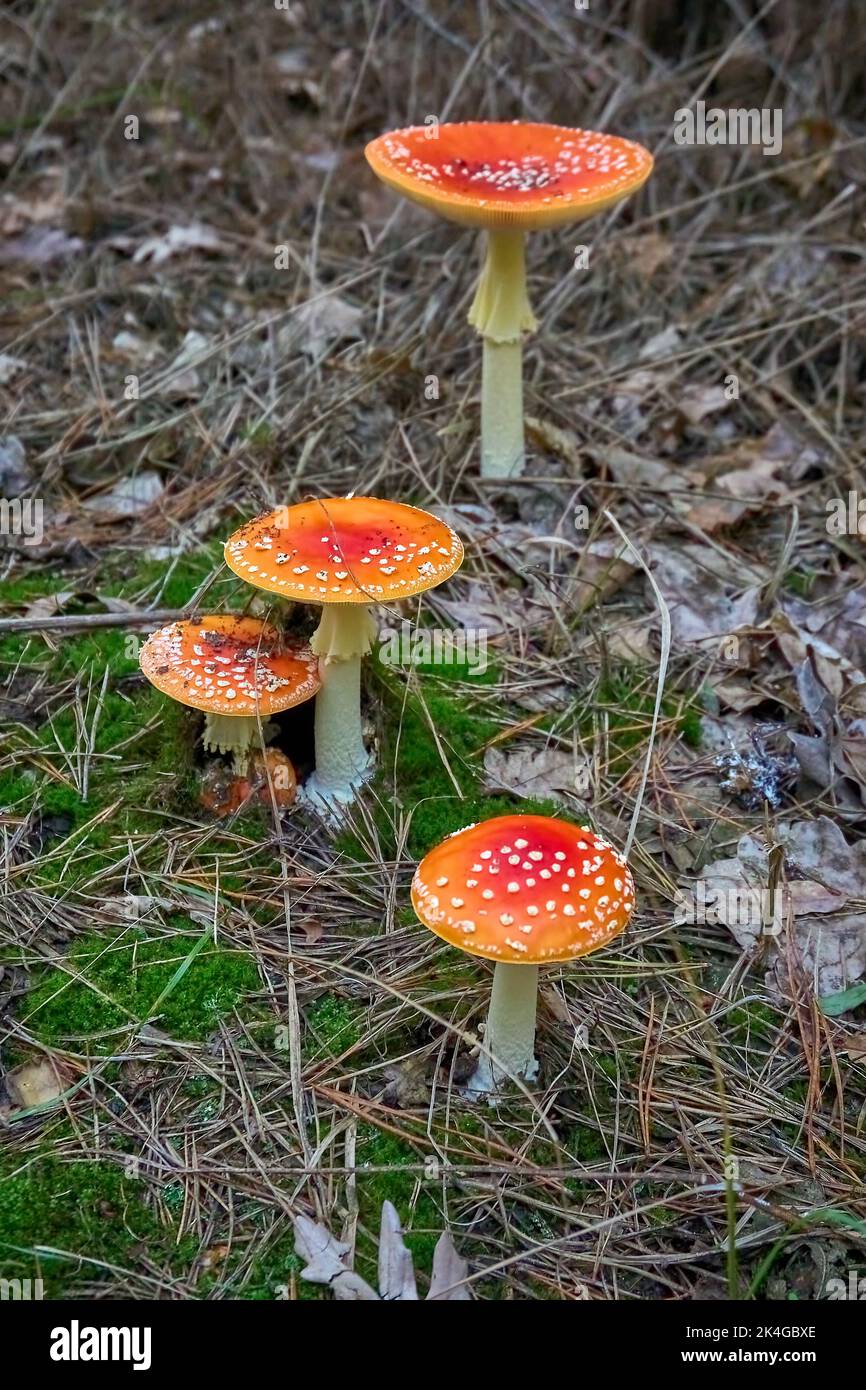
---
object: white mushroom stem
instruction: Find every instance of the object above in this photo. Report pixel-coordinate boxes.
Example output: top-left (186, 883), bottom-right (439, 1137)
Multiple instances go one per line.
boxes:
top-left (467, 962), bottom-right (540, 1097)
top-left (468, 229), bottom-right (537, 481)
top-left (303, 604), bottom-right (377, 817)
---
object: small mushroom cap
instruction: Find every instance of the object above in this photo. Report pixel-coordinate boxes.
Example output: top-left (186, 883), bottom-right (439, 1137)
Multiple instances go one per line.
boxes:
top-left (365, 122), bottom-right (653, 231)
top-left (411, 814), bottom-right (635, 964)
top-left (224, 497), bottom-right (463, 605)
top-left (139, 615), bottom-right (320, 716)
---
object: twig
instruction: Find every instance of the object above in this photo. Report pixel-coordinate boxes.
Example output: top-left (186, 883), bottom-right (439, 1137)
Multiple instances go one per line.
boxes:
top-left (0, 607), bottom-right (185, 634)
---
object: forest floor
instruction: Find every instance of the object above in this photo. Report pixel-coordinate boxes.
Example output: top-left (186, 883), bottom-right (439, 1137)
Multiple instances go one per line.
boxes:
top-left (1, 1), bottom-right (865, 1300)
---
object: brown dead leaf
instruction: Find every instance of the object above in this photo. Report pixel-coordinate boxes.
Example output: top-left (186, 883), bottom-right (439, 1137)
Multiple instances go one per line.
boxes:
top-left (297, 917), bottom-right (325, 945)
top-left (0, 225), bottom-right (84, 265)
top-left (294, 1203), bottom-right (470, 1301)
top-left (484, 745), bottom-right (582, 804)
top-left (132, 223), bottom-right (223, 267)
top-left (685, 422), bottom-right (819, 532)
top-left (695, 817), bottom-right (866, 996)
top-left (648, 545), bottom-right (761, 644)
top-left (380, 1056), bottom-right (429, 1109)
top-left (604, 445), bottom-right (682, 492)
top-left (525, 416), bottom-right (584, 470)
top-left (677, 384), bottom-right (731, 426)
top-left (4, 1057), bottom-right (75, 1113)
top-left (23, 590), bottom-right (74, 621)
top-left (291, 294), bottom-right (363, 359)
top-left (620, 231), bottom-right (674, 280)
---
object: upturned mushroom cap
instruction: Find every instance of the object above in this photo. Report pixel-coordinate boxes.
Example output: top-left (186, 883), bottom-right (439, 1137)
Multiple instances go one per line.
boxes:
top-left (139, 615), bottom-right (320, 716)
top-left (365, 122), bottom-right (653, 231)
top-left (224, 497), bottom-right (463, 605)
top-left (411, 814), bottom-right (635, 964)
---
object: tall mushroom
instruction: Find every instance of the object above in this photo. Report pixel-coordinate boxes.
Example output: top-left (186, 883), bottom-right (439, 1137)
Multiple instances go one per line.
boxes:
top-left (365, 122), bottom-right (653, 479)
top-left (224, 497), bottom-right (463, 816)
top-left (139, 615), bottom-right (320, 771)
top-left (411, 814), bottom-right (635, 1095)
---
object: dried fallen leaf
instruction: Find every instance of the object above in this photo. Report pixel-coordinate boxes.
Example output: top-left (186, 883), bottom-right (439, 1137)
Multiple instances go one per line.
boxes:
top-left (0, 355), bottom-right (27, 386)
top-left (293, 1213), bottom-right (379, 1300)
top-left (23, 591), bottom-right (74, 621)
top-left (0, 225), bottom-right (84, 265)
top-left (4, 1057), bottom-right (75, 1113)
top-left (484, 744), bottom-right (582, 804)
top-left (685, 422), bottom-right (819, 532)
top-left (132, 223), bottom-right (223, 267)
top-left (693, 817), bottom-right (866, 997)
top-left (82, 470), bottom-right (164, 516)
top-left (293, 1203), bottom-right (470, 1301)
top-left (380, 1056), bottom-right (429, 1109)
top-left (619, 231), bottom-right (674, 280)
top-left (297, 917), bottom-right (325, 946)
top-left (159, 330), bottom-right (212, 397)
top-left (378, 1201), bottom-right (419, 1301)
top-left (292, 294), bottom-right (363, 358)
top-left (677, 384), bottom-right (731, 426)
top-left (604, 445), bottom-right (681, 492)
top-left (0, 434), bottom-right (31, 490)
top-left (647, 545), bottom-right (761, 644)
top-left (525, 416), bottom-right (584, 471)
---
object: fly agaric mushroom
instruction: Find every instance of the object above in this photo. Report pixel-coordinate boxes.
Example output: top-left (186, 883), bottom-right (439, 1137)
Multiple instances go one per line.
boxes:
top-left (139, 615), bottom-right (320, 771)
top-left (411, 814), bottom-right (635, 1095)
top-left (200, 748), bottom-right (298, 817)
top-left (365, 122), bottom-right (653, 479)
top-left (224, 497), bottom-right (463, 815)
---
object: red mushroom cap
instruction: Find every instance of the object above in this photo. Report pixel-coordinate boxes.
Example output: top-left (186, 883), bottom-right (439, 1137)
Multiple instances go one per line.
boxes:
top-left (224, 497), bottom-right (463, 605)
top-left (411, 814), bottom-right (635, 964)
top-left (139, 615), bottom-right (320, 716)
top-left (365, 122), bottom-right (653, 230)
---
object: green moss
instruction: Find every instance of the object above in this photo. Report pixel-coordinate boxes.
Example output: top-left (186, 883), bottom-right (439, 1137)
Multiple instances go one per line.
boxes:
top-left (568, 1123), bottom-right (608, 1163)
top-left (0, 1153), bottom-right (195, 1297)
top-left (100, 542), bottom-right (227, 610)
top-left (354, 1126), bottom-right (440, 1284)
top-left (304, 995), bottom-right (364, 1059)
top-left (728, 1001), bottom-right (782, 1044)
top-left (339, 664), bottom-right (563, 859)
top-left (20, 924), bottom-right (260, 1048)
top-left (592, 673), bottom-right (702, 765)
top-left (234, 1240), bottom-right (325, 1300)
top-left (783, 567), bottom-right (816, 599)
top-left (0, 770), bottom-right (36, 811)
top-left (238, 420), bottom-right (277, 448)
top-left (406, 792), bottom-right (561, 861)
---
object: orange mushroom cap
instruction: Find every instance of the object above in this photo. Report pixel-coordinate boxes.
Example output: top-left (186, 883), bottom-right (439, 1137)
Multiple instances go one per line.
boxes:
top-left (139, 615), bottom-right (320, 717)
top-left (224, 497), bottom-right (463, 605)
top-left (411, 814), bottom-right (635, 964)
top-left (365, 122), bottom-right (653, 231)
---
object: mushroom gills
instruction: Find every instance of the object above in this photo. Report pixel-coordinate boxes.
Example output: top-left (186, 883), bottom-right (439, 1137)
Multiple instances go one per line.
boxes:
top-left (202, 712), bottom-right (275, 772)
top-left (467, 961), bottom-right (540, 1097)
